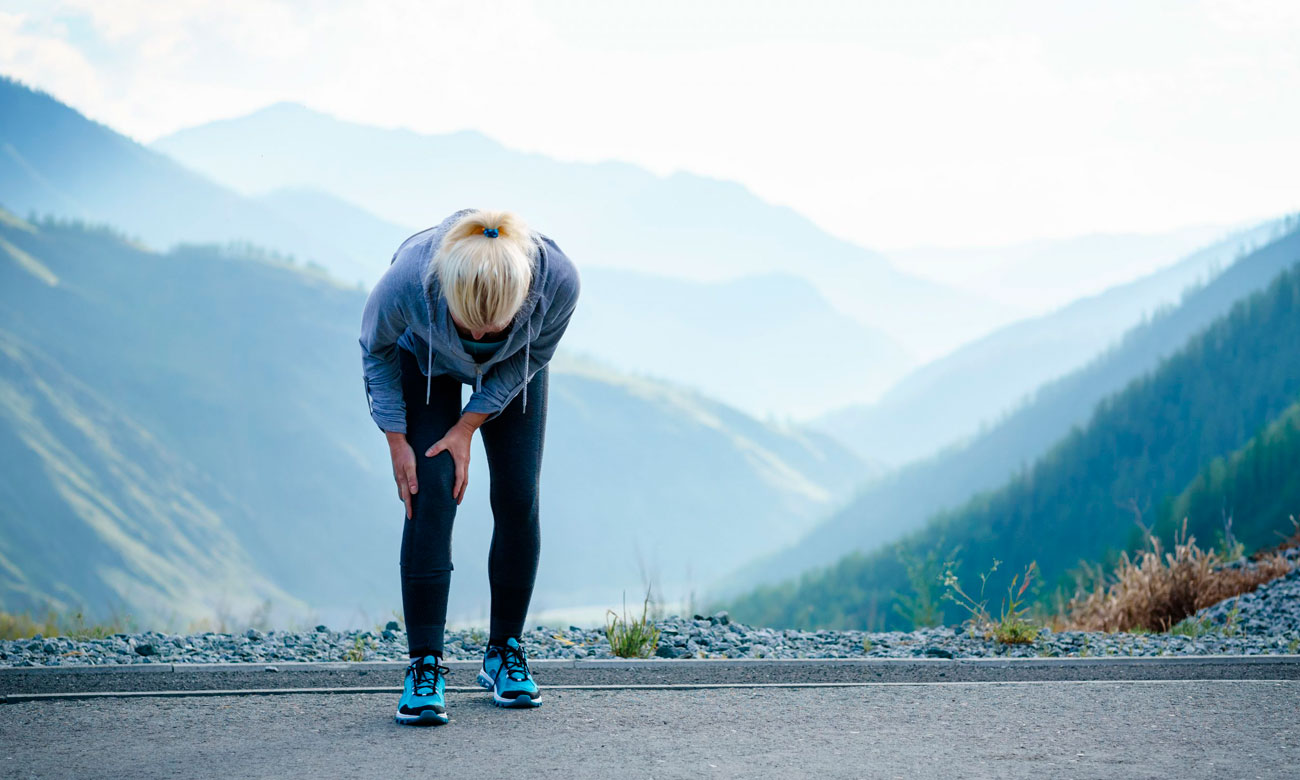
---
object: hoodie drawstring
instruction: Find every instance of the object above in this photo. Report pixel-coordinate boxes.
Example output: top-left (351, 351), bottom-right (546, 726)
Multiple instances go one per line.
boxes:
top-left (522, 319), bottom-right (531, 413)
top-left (426, 310), bottom-right (434, 407)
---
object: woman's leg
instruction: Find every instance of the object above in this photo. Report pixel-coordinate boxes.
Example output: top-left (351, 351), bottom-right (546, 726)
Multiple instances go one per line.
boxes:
top-left (478, 363), bottom-right (549, 645)
top-left (397, 345), bottom-right (464, 658)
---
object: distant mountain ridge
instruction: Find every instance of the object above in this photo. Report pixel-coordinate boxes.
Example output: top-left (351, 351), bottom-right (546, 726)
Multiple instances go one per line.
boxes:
top-left (566, 267), bottom-right (911, 418)
top-left (0, 75), bottom-right (396, 287)
top-left (719, 220), bottom-right (1300, 597)
top-left (0, 75), bottom-right (920, 419)
top-left (151, 101), bottom-right (1014, 362)
top-left (818, 216), bottom-right (1291, 467)
top-left (0, 209), bottom-right (865, 626)
top-left (725, 256), bottom-right (1300, 630)
top-left (887, 224), bottom-right (1241, 312)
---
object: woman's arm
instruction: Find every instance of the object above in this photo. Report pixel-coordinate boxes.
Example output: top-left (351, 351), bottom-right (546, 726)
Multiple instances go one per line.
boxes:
top-left (358, 260), bottom-right (412, 434)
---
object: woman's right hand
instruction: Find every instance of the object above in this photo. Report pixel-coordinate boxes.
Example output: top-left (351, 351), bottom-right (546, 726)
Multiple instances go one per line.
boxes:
top-left (386, 431), bottom-right (418, 519)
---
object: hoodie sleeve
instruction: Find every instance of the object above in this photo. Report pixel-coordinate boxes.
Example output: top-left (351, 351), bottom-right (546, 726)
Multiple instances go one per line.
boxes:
top-left (462, 254), bottom-right (581, 423)
top-left (358, 258), bottom-right (412, 434)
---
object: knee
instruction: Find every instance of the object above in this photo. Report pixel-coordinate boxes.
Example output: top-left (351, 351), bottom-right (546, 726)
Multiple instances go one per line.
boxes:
top-left (415, 450), bottom-right (459, 505)
top-left (489, 478), bottom-right (540, 519)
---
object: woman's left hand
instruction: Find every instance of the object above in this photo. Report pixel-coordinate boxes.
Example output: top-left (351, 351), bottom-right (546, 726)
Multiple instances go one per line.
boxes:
top-left (426, 421), bottom-right (475, 504)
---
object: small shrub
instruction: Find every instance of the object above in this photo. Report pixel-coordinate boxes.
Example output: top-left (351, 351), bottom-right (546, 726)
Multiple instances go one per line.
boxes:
top-left (993, 619), bottom-right (1040, 645)
top-left (342, 635), bottom-right (376, 662)
top-left (1222, 604), bottom-right (1242, 637)
top-left (1170, 615), bottom-right (1213, 638)
top-left (942, 558), bottom-right (1041, 644)
top-left (605, 589), bottom-right (660, 659)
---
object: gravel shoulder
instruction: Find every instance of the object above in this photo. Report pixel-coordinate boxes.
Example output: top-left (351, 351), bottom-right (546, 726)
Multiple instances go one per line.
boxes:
top-left (5, 551), bottom-right (1296, 669)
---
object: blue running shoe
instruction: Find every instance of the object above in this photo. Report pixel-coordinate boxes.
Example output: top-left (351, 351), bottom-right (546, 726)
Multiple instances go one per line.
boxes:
top-left (477, 637), bottom-right (542, 707)
top-left (394, 655), bottom-right (450, 726)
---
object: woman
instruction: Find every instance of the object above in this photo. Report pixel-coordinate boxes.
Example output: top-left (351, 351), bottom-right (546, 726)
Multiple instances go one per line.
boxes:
top-left (359, 208), bottom-right (581, 726)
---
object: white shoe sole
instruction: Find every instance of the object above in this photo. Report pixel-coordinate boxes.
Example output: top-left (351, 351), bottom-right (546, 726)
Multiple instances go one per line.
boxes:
top-left (477, 669), bottom-right (542, 707)
top-left (394, 708), bottom-right (448, 726)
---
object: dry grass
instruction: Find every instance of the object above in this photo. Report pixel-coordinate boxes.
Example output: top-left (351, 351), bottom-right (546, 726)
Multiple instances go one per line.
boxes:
top-left (0, 609), bottom-right (133, 641)
top-left (1249, 515), bottom-right (1300, 561)
top-left (1061, 518), bottom-right (1295, 633)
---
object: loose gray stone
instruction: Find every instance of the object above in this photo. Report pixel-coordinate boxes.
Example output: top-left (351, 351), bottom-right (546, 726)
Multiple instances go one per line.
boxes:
top-left (2, 548), bottom-right (1295, 668)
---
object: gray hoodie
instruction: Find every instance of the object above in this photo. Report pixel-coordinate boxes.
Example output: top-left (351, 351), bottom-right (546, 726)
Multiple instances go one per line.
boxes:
top-left (359, 208), bottom-right (582, 434)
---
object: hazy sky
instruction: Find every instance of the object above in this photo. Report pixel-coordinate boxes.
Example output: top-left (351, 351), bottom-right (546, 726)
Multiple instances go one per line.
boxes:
top-left (2, 0), bottom-right (1298, 249)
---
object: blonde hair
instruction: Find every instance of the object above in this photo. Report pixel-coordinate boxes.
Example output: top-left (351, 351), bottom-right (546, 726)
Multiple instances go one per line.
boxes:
top-left (432, 209), bottom-right (536, 332)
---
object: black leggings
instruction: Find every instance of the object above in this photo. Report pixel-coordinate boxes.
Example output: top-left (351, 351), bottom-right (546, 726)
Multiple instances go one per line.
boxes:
top-left (396, 345), bottom-right (547, 658)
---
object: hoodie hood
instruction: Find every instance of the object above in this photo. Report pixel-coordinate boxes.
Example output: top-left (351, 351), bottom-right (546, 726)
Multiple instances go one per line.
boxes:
top-left (417, 208), bottom-right (549, 415)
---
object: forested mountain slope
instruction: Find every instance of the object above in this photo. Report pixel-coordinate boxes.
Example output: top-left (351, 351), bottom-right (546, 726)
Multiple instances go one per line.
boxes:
top-left (725, 261), bottom-right (1300, 629)
top-left (0, 210), bottom-right (862, 625)
top-left (720, 223), bottom-right (1300, 597)
top-left (1153, 399), bottom-right (1300, 553)
top-left (817, 217), bottom-right (1289, 467)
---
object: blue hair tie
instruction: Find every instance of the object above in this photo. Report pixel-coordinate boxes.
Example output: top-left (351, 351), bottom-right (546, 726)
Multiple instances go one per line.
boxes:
top-left (483, 227), bottom-right (500, 238)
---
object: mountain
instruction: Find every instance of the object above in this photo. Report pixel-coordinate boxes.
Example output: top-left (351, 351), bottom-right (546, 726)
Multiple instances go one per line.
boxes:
top-left (887, 224), bottom-right (1243, 313)
top-left (534, 352), bottom-right (873, 611)
top-left (724, 259), bottom-right (1300, 630)
top-left (818, 217), bottom-right (1291, 467)
top-left (0, 75), bottom-right (402, 287)
top-left (564, 268), bottom-right (910, 419)
top-left (152, 101), bottom-right (1014, 363)
top-left (0, 215), bottom-right (302, 626)
top-left (718, 221), bottom-right (1300, 596)
top-left (0, 328), bottom-right (302, 628)
top-left (0, 74), bottom-right (922, 423)
top-left (1154, 398), bottom-right (1300, 554)
top-left (0, 208), bottom-right (864, 627)
top-left (254, 187), bottom-right (417, 285)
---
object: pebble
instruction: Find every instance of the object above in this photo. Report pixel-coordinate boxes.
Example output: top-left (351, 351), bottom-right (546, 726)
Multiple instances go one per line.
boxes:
top-left (1184, 556), bottom-right (1300, 637)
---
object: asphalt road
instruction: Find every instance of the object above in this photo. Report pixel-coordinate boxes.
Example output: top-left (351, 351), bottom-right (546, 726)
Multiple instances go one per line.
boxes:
top-left (3, 679), bottom-right (1297, 779)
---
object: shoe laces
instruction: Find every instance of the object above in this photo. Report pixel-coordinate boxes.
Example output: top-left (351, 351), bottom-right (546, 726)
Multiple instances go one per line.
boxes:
top-left (494, 642), bottom-right (532, 682)
top-left (408, 656), bottom-right (448, 696)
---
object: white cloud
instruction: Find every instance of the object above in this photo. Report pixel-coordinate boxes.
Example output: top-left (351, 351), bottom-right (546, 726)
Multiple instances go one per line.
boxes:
top-left (0, 10), bottom-right (105, 110)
